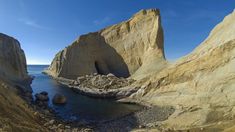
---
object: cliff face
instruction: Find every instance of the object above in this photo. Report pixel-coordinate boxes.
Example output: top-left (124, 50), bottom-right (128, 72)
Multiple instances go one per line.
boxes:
top-left (0, 33), bottom-right (47, 131)
top-left (130, 10), bottom-right (235, 129)
top-left (46, 9), bottom-right (166, 80)
top-left (0, 33), bottom-right (29, 83)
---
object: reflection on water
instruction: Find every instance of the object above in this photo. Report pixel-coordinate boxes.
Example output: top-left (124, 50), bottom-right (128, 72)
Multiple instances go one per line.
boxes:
top-left (28, 65), bottom-right (142, 122)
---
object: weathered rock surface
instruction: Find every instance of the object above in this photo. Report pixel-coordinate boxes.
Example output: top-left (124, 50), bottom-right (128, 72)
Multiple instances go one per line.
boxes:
top-left (35, 92), bottom-right (49, 101)
top-left (0, 80), bottom-right (47, 131)
top-left (45, 9), bottom-right (166, 80)
top-left (0, 33), bottom-right (47, 131)
top-left (129, 9), bottom-right (235, 130)
top-left (52, 93), bottom-right (67, 104)
top-left (34, 91), bottom-right (50, 108)
top-left (64, 73), bottom-right (137, 98)
top-left (75, 73), bottom-right (135, 90)
top-left (0, 33), bottom-right (29, 83)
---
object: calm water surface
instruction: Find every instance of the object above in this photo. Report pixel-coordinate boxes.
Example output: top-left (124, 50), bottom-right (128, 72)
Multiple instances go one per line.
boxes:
top-left (28, 65), bottom-right (142, 122)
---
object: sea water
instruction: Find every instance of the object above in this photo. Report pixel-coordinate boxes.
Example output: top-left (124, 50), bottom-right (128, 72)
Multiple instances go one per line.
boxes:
top-left (28, 65), bottom-right (142, 122)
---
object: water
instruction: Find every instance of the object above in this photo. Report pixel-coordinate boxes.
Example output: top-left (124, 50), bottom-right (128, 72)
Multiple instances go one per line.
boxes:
top-left (28, 65), bottom-right (142, 122)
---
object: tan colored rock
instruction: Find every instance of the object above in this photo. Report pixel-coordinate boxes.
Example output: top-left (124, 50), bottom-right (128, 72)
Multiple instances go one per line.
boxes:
top-left (45, 9), bottom-right (166, 80)
top-left (0, 33), bottom-right (29, 82)
top-left (0, 76), bottom-right (47, 131)
top-left (0, 33), bottom-right (45, 131)
top-left (130, 10), bottom-right (235, 129)
top-left (52, 93), bottom-right (67, 104)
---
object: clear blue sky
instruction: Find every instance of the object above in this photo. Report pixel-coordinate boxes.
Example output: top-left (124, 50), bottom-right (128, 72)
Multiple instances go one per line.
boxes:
top-left (0, 0), bottom-right (234, 64)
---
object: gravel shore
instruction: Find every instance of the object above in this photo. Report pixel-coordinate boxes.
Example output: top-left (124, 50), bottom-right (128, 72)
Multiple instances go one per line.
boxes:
top-left (93, 105), bottom-right (175, 131)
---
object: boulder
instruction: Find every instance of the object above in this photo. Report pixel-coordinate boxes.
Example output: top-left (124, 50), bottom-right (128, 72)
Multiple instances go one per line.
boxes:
top-left (40, 91), bottom-right (48, 96)
top-left (107, 73), bottom-right (115, 77)
top-left (77, 76), bottom-right (86, 82)
top-left (52, 93), bottom-right (67, 104)
top-left (35, 93), bottom-right (49, 101)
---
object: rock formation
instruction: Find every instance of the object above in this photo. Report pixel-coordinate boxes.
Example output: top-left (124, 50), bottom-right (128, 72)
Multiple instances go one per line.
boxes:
top-left (0, 33), bottom-right (29, 83)
top-left (129, 9), bottom-right (235, 130)
top-left (45, 8), bottom-right (235, 131)
top-left (0, 80), bottom-right (46, 131)
top-left (46, 9), bottom-right (166, 80)
top-left (0, 33), bottom-right (47, 131)
top-left (68, 73), bottom-right (137, 98)
top-left (52, 93), bottom-right (67, 105)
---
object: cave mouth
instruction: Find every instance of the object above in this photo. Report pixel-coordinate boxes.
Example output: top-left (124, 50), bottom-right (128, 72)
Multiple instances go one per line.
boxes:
top-left (94, 61), bottom-right (130, 78)
top-left (94, 61), bottom-right (103, 75)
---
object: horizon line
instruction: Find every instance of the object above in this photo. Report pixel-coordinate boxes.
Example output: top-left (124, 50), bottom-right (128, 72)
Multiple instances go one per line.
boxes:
top-left (27, 64), bottom-right (50, 65)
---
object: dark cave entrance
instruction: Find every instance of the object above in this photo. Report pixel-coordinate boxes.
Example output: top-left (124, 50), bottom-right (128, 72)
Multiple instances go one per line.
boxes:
top-left (94, 61), bottom-right (103, 75)
top-left (94, 60), bottom-right (130, 78)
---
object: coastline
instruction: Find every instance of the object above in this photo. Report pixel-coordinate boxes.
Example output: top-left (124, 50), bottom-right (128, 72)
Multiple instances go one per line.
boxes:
top-left (43, 69), bottom-right (141, 99)
top-left (40, 69), bottom-right (177, 131)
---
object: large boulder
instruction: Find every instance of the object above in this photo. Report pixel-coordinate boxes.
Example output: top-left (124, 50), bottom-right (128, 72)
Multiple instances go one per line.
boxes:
top-left (35, 92), bottom-right (49, 101)
top-left (45, 9), bottom-right (166, 80)
top-left (52, 93), bottom-right (67, 105)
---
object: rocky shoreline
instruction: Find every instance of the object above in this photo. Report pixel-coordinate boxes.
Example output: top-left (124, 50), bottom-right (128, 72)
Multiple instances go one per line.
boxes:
top-left (19, 82), bottom-right (176, 131)
top-left (14, 72), bottom-right (176, 131)
top-left (44, 71), bottom-right (141, 99)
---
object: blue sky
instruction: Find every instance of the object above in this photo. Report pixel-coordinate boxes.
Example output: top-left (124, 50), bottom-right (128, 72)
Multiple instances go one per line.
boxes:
top-left (0, 0), bottom-right (234, 64)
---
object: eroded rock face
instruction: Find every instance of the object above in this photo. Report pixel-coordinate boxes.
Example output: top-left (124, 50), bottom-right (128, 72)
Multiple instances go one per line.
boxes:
top-left (0, 34), bottom-right (47, 131)
top-left (46, 9), bottom-right (166, 80)
top-left (0, 33), bottom-right (29, 82)
top-left (130, 10), bottom-right (235, 129)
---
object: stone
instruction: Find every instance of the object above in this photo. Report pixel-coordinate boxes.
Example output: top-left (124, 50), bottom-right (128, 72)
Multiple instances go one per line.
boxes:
top-left (57, 124), bottom-right (63, 128)
top-left (52, 93), bottom-right (67, 104)
top-left (93, 73), bottom-right (98, 76)
top-left (35, 93), bottom-right (49, 101)
top-left (138, 125), bottom-right (145, 128)
top-left (107, 73), bottom-right (115, 77)
top-left (73, 81), bottom-right (79, 86)
top-left (49, 119), bottom-right (55, 124)
top-left (45, 9), bottom-right (166, 80)
top-left (77, 76), bottom-right (86, 82)
top-left (40, 91), bottom-right (48, 96)
top-left (109, 80), bottom-right (114, 85)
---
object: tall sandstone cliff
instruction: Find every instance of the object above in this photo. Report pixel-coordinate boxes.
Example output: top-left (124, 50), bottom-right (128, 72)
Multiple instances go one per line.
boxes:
top-left (0, 33), bottom-right (46, 131)
top-left (130, 10), bottom-right (235, 130)
top-left (0, 33), bottom-right (29, 83)
top-left (46, 9), bottom-right (166, 80)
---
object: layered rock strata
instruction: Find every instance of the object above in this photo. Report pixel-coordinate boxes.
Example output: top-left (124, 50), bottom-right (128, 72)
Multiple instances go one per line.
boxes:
top-left (46, 9), bottom-right (166, 80)
top-left (0, 33), bottom-right (29, 82)
top-left (0, 33), bottom-right (47, 131)
top-left (129, 9), bottom-right (235, 130)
